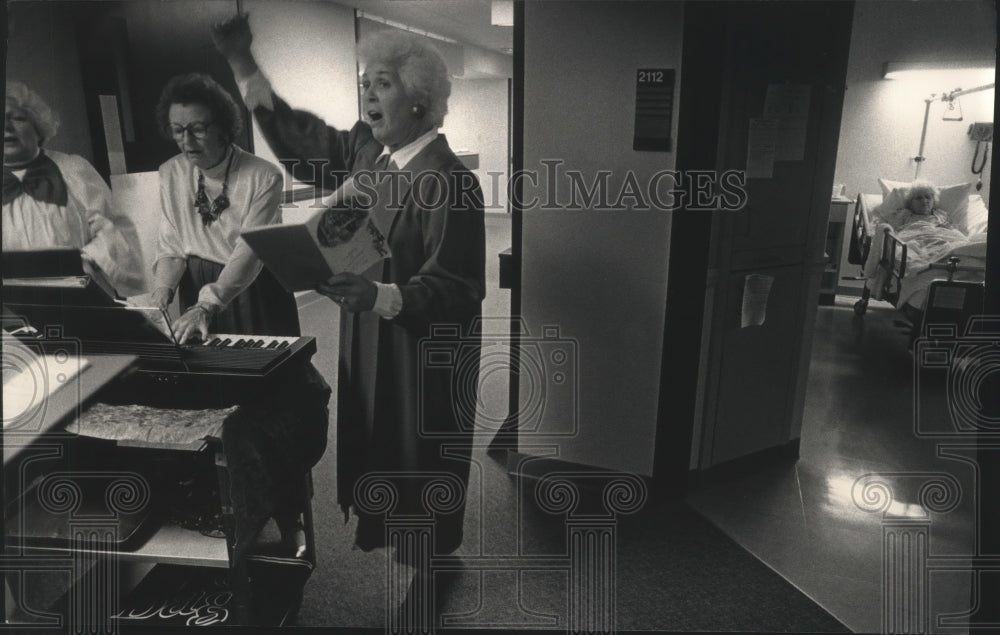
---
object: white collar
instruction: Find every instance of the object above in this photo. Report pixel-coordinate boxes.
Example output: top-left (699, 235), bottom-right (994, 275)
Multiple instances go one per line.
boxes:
top-left (200, 144), bottom-right (236, 179)
top-left (378, 128), bottom-right (439, 170)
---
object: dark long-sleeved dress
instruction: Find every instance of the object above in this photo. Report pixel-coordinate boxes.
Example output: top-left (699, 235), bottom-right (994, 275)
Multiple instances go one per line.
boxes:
top-left (253, 93), bottom-right (486, 556)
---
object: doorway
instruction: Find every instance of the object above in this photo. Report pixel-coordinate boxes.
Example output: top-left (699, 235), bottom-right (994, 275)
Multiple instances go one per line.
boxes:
top-left (684, 2), bottom-right (996, 632)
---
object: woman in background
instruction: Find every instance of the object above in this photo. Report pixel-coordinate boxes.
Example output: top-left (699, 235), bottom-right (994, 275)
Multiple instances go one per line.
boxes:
top-left (864, 180), bottom-right (977, 330)
top-left (3, 81), bottom-right (144, 297)
top-left (889, 181), bottom-right (953, 228)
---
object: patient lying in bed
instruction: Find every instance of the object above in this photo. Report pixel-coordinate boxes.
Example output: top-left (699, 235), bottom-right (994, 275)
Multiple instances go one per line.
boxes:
top-left (863, 180), bottom-right (987, 311)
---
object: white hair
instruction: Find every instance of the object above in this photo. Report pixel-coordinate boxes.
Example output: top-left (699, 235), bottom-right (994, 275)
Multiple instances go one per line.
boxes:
top-left (906, 180), bottom-right (939, 209)
top-left (6, 81), bottom-right (61, 144)
top-left (358, 30), bottom-right (452, 128)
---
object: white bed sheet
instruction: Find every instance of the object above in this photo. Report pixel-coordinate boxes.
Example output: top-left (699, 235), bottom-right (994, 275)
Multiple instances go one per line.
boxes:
top-left (898, 232), bottom-right (988, 309)
top-left (859, 193), bottom-right (989, 308)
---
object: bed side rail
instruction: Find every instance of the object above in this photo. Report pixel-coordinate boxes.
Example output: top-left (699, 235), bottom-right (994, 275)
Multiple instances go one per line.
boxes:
top-left (847, 194), bottom-right (872, 266)
top-left (880, 229), bottom-right (906, 305)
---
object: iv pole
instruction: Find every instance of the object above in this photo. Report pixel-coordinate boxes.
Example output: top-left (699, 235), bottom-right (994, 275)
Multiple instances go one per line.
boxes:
top-left (913, 82), bottom-right (995, 179)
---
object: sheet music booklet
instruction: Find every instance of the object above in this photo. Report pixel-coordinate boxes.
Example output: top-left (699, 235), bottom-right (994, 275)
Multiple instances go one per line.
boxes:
top-left (2, 248), bottom-right (120, 305)
top-left (241, 178), bottom-right (392, 293)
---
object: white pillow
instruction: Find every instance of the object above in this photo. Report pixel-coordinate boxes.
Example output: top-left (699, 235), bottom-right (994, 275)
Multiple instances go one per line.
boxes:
top-left (963, 194), bottom-right (989, 235)
top-left (877, 177), bottom-right (973, 224)
top-left (871, 187), bottom-right (907, 226)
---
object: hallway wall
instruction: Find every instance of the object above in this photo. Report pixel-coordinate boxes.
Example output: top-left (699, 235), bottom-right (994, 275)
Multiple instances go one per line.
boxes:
top-left (520, 1), bottom-right (683, 475)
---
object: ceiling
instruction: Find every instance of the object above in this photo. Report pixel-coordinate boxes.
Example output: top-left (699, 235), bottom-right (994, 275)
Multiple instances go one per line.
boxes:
top-left (333, 0), bottom-right (514, 54)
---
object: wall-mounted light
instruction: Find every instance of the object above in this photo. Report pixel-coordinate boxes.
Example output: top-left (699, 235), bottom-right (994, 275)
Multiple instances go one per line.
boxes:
top-left (912, 83), bottom-right (996, 179)
top-left (491, 0), bottom-right (514, 27)
top-left (882, 60), bottom-right (994, 79)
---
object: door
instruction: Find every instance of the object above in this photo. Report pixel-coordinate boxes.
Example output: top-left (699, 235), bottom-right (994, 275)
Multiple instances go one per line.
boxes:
top-left (659, 0), bottom-right (853, 479)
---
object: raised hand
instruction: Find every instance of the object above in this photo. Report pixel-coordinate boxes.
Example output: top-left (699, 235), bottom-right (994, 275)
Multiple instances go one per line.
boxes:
top-left (211, 13), bottom-right (257, 78)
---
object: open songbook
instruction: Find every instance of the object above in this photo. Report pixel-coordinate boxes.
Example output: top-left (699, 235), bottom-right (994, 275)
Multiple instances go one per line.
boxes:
top-left (241, 178), bottom-right (392, 293)
top-left (2, 248), bottom-right (121, 305)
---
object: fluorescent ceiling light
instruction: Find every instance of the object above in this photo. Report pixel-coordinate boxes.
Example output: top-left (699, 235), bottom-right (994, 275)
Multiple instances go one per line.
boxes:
top-left (883, 60), bottom-right (995, 79)
top-left (357, 11), bottom-right (460, 43)
top-left (491, 0), bottom-right (514, 27)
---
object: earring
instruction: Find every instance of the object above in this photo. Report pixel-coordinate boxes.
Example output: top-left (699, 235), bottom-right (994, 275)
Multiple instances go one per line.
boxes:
top-left (411, 104), bottom-right (425, 117)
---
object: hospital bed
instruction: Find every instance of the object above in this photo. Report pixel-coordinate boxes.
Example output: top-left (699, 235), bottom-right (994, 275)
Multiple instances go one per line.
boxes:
top-left (846, 191), bottom-right (988, 329)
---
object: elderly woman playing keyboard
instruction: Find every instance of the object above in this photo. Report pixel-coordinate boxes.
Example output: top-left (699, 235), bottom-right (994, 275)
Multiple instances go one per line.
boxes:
top-left (150, 72), bottom-right (298, 345)
top-left (151, 73), bottom-right (330, 561)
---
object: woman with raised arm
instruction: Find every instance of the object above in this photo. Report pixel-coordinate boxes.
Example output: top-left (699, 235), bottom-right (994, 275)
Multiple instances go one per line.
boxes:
top-left (213, 14), bottom-right (486, 560)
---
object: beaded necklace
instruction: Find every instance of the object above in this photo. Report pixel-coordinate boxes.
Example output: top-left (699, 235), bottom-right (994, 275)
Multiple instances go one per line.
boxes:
top-left (194, 149), bottom-right (234, 227)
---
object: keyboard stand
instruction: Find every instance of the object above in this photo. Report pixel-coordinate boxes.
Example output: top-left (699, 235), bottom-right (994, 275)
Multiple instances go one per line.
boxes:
top-left (3, 401), bottom-right (317, 628)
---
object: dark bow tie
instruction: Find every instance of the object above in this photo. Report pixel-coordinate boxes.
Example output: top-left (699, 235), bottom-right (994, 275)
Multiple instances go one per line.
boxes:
top-left (3, 152), bottom-right (69, 207)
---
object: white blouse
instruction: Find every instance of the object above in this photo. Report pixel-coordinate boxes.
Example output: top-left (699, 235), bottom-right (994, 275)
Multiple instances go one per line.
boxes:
top-left (154, 145), bottom-right (284, 309)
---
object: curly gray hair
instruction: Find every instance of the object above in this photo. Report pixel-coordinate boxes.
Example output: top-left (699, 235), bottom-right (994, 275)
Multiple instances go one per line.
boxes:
top-left (5, 81), bottom-right (60, 144)
top-left (905, 180), bottom-right (939, 210)
top-left (358, 30), bottom-right (452, 128)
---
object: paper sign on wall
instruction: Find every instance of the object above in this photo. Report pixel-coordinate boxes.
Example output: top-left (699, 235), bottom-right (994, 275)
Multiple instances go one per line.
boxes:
top-left (763, 83), bottom-right (810, 161)
top-left (741, 274), bottom-right (775, 328)
top-left (746, 118), bottom-right (777, 179)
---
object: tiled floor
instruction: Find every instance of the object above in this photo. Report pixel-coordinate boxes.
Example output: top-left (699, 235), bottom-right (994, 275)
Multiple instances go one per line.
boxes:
top-left (293, 229), bottom-right (858, 630)
top-left (688, 295), bottom-right (977, 634)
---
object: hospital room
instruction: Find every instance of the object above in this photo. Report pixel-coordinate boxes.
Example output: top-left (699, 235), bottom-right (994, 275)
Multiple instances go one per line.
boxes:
top-left (2, 0), bottom-right (997, 633)
top-left (686, 1), bottom-right (996, 633)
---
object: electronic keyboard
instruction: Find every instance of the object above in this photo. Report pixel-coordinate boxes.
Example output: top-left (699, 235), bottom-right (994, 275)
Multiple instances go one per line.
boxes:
top-left (81, 333), bottom-right (310, 374)
top-left (93, 333), bottom-right (318, 408)
top-left (2, 300), bottom-right (318, 408)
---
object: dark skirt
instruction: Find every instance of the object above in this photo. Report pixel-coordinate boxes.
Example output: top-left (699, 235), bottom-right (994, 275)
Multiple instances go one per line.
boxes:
top-left (222, 362), bottom-right (330, 560)
top-left (178, 255), bottom-right (300, 337)
top-left (178, 255), bottom-right (328, 558)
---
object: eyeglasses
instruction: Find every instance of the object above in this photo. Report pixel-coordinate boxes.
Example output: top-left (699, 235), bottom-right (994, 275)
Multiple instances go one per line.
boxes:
top-left (167, 121), bottom-right (214, 140)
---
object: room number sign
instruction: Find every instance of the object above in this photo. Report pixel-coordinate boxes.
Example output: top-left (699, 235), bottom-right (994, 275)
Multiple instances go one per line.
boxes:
top-left (633, 68), bottom-right (675, 152)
